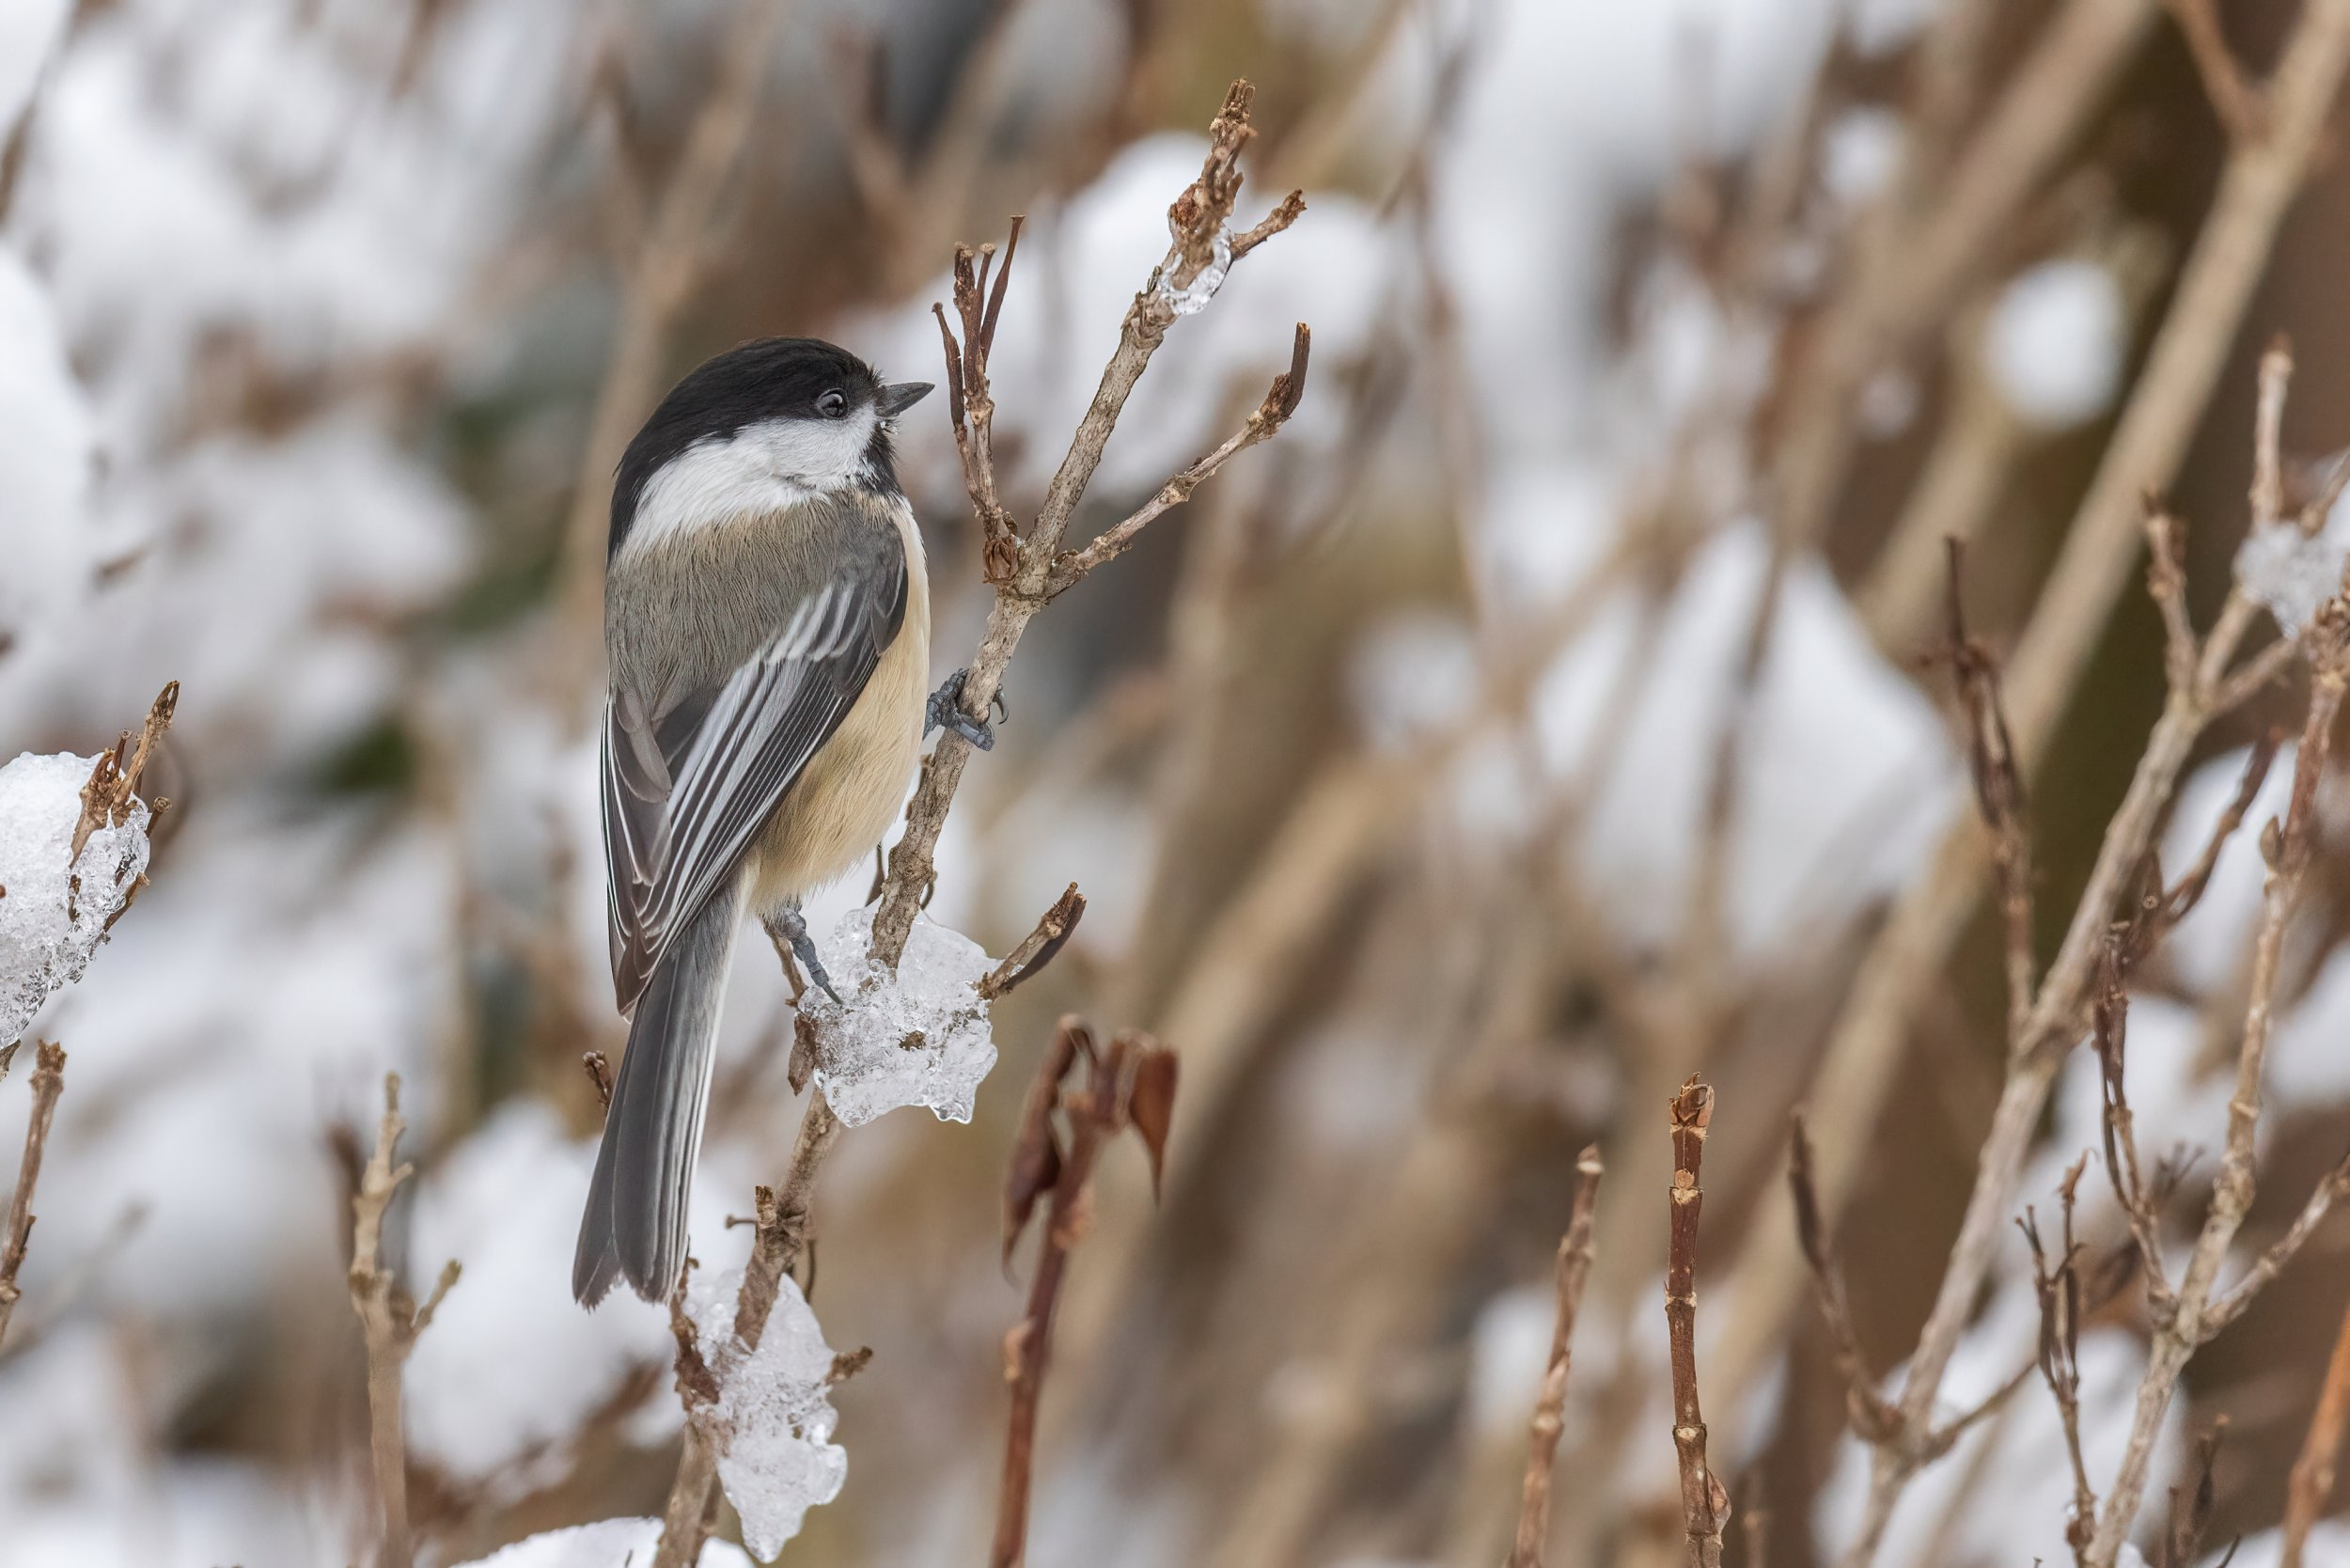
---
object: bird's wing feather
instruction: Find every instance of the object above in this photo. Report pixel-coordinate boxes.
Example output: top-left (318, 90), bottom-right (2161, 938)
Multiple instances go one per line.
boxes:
top-left (603, 542), bottom-right (907, 1012)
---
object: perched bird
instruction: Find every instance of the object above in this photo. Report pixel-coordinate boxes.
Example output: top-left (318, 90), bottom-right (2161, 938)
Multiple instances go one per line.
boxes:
top-left (574, 337), bottom-right (985, 1306)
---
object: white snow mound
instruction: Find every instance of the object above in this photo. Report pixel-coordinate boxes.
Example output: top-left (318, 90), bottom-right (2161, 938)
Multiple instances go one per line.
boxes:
top-left (450, 1517), bottom-right (753, 1568)
top-left (0, 751), bottom-right (151, 1045)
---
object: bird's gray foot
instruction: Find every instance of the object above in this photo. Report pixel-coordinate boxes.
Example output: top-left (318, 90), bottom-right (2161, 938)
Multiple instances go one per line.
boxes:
top-left (765, 901), bottom-right (842, 1005)
top-left (925, 667), bottom-right (1002, 752)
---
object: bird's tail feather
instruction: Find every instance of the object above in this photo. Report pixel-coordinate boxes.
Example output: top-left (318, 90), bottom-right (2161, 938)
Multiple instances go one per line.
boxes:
top-left (574, 879), bottom-right (741, 1306)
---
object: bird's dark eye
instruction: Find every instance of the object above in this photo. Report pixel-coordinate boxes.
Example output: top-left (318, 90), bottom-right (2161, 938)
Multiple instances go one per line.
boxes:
top-left (817, 389), bottom-right (849, 419)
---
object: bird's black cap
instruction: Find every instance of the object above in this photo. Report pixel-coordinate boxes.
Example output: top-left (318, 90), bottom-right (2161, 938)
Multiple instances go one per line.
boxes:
top-left (609, 337), bottom-right (921, 557)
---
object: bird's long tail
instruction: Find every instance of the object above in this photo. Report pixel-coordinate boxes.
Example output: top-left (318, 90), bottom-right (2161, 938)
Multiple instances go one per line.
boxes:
top-left (573, 878), bottom-right (741, 1306)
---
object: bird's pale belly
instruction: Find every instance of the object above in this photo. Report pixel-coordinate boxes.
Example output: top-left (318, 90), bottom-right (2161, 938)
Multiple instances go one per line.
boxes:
top-left (746, 612), bottom-right (928, 910)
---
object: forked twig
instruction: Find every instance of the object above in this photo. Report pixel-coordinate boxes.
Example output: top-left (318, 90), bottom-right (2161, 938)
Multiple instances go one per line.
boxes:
top-left (347, 1074), bottom-right (462, 1568)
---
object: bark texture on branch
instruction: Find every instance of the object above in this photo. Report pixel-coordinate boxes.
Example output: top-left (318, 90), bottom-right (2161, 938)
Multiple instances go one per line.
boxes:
top-left (0, 1040), bottom-right (67, 1352)
top-left (1667, 1077), bottom-right (1726, 1568)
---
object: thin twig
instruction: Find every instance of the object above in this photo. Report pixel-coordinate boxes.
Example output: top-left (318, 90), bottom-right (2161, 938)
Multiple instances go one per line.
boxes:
top-left (347, 1074), bottom-right (462, 1568)
top-left (1508, 1146), bottom-right (1604, 1568)
top-left (2201, 1146), bottom-right (2350, 1334)
top-left (2021, 1158), bottom-right (2099, 1564)
top-left (980, 884), bottom-right (1088, 1001)
top-left (1935, 541), bottom-right (2037, 1039)
top-left (1667, 1076), bottom-right (1727, 1568)
top-left (0, 1041), bottom-right (67, 1351)
top-left (1789, 1112), bottom-right (1901, 1443)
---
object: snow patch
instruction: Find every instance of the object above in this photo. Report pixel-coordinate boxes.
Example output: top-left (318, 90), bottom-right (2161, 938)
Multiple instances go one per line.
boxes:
top-left (686, 1266), bottom-right (850, 1560)
top-left (801, 906), bottom-right (997, 1129)
top-left (451, 1517), bottom-right (754, 1568)
top-left (0, 752), bottom-right (151, 1046)
top-left (2237, 502), bottom-right (2350, 635)
top-left (1985, 259), bottom-right (2125, 430)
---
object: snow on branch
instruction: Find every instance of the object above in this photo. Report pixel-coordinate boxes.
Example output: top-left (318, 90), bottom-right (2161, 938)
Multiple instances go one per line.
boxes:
top-left (0, 682), bottom-right (176, 1047)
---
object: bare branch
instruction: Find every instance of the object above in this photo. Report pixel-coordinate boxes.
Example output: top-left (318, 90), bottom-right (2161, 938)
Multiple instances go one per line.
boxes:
top-left (2021, 1159), bottom-right (2099, 1565)
top-left (1935, 541), bottom-right (2038, 1036)
top-left (2166, 0), bottom-right (2267, 144)
top-left (1668, 1076), bottom-right (1728, 1568)
top-left (0, 1041), bottom-right (67, 1351)
top-left (348, 1073), bottom-right (461, 1568)
top-left (1508, 1145), bottom-right (1604, 1568)
top-left (1789, 1112), bottom-right (1903, 1443)
top-left (2202, 1146), bottom-right (2350, 1334)
top-left (980, 884), bottom-right (1088, 1001)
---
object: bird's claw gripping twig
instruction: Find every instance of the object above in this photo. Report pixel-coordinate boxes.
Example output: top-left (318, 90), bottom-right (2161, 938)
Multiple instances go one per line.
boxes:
top-left (767, 902), bottom-right (842, 1005)
top-left (925, 667), bottom-right (1002, 751)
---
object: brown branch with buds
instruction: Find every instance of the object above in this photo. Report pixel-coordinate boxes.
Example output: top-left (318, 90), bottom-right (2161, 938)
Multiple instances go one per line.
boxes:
top-left (992, 1019), bottom-right (1177, 1568)
top-left (0, 1041), bottom-right (67, 1352)
top-left (981, 884), bottom-right (1088, 1001)
top-left (1667, 1076), bottom-right (1727, 1568)
top-left (347, 1074), bottom-right (461, 1568)
top-left (1508, 1145), bottom-right (1603, 1568)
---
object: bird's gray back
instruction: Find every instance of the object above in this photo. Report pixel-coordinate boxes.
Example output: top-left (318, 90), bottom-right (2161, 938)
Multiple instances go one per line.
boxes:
top-left (604, 491), bottom-right (905, 721)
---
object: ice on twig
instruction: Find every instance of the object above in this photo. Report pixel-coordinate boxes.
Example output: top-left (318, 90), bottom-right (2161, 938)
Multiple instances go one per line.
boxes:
top-left (799, 906), bottom-right (996, 1129)
top-left (1155, 223), bottom-right (1233, 318)
top-left (0, 752), bottom-right (151, 1045)
top-left (2236, 496), bottom-right (2350, 635)
top-left (686, 1267), bottom-right (849, 1561)
top-left (450, 1517), bottom-right (752, 1568)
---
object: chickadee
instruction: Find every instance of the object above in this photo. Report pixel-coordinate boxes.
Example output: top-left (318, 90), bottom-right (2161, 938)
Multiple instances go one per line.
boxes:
top-left (574, 337), bottom-right (985, 1307)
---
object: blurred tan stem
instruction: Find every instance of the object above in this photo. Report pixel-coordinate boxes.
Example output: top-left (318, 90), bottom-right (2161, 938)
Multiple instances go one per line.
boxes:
top-left (2283, 1290), bottom-right (2350, 1568)
top-left (552, 0), bottom-right (792, 706)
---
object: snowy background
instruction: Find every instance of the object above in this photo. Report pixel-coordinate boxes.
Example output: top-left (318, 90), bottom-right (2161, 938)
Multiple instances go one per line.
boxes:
top-left (4, 1), bottom-right (2350, 1565)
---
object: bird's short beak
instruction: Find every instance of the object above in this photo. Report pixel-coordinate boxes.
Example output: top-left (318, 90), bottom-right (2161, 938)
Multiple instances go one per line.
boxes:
top-left (878, 382), bottom-right (933, 417)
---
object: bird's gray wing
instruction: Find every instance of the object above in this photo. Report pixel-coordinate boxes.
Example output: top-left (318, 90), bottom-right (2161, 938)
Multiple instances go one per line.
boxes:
top-left (603, 544), bottom-right (907, 1013)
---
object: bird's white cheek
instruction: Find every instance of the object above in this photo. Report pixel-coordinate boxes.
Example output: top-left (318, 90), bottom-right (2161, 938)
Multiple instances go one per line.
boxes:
top-left (748, 408), bottom-right (875, 485)
top-left (622, 411), bottom-right (877, 556)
